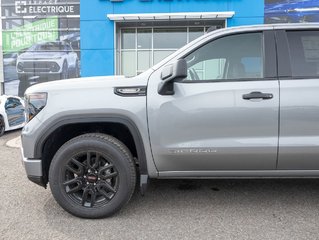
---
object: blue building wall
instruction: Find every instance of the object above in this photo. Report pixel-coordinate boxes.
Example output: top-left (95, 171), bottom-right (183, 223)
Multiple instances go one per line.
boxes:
top-left (80, 0), bottom-right (265, 77)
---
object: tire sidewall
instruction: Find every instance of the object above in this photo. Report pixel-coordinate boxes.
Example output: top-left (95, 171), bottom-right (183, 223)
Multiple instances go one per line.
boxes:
top-left (49, 135), bottom-right (135, 218)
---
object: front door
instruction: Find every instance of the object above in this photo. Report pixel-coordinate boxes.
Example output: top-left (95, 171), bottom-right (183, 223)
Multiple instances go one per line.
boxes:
top-left (147, 31), bottom-right (279, 172)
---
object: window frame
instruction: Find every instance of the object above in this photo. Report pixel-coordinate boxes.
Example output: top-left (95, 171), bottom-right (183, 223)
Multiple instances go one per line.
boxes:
top-left (179, 30), bottom-right (277, 83)
top-left (117, 25), bottom-right (211, 76)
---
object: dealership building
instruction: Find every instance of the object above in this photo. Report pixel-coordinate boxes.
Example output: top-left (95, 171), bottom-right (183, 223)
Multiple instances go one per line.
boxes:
top-left (80, 0), bottom-right (264, 78)
top-left (0, 0), bottom-right (316, 95)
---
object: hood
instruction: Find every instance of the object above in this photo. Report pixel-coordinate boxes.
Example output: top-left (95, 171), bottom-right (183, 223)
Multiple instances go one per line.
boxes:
top-left (18, 51), bottom-right (66, 60)
top-left (25, 69), bottom-right (154, 94)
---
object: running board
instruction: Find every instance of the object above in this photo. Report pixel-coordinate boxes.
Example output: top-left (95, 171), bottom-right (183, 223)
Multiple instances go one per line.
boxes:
top-left (158, 170), bottom-right (319, 178)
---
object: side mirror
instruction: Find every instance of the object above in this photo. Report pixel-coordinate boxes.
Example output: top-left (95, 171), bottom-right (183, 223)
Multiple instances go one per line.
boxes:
top-left (158, 59), bottom-right (187, 95)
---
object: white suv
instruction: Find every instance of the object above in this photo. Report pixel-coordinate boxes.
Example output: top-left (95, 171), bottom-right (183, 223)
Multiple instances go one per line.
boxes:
top-left (16, 41), bottom-right (80, 96)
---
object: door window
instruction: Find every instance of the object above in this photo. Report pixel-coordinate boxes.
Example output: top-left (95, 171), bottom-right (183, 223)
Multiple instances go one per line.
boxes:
top-left (5, 98), bottom-right (22, 110)
top-left (287, 31), bottom-right (319, 78)
top-left (184, 32), bottom-right (264, 81)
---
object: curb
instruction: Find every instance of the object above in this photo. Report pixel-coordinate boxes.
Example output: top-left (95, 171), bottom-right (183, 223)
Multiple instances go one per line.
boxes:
top-left (6, 136), bottom-right (22, 148)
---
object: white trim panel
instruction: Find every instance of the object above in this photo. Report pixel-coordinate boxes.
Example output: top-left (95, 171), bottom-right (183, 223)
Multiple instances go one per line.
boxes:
top-left (107, 11), bottom-right (235, 21)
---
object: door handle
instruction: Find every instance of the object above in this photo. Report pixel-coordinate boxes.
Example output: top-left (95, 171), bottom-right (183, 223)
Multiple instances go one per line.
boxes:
top-left (242, 91), bottom-right (273, 100)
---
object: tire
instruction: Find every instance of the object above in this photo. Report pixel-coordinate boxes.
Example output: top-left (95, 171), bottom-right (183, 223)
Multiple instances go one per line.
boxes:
top-left (0, 116), bottom-right (5, 137)
top-left (49, 133), bottom-right (136, 218)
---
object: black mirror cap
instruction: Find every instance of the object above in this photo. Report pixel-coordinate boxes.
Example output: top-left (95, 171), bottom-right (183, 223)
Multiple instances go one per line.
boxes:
top-left (173, 59), bottom-right (187, 82)
top-left (160, 59), bottom-right (187, 82)
top-left (158, 59), bottom-right (187, 95)
top-left (161, 65), bottom-right (173, 81)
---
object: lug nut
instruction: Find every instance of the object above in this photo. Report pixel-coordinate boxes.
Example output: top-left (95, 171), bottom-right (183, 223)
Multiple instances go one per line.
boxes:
top-left (87, 182), bottom-right (89, 185)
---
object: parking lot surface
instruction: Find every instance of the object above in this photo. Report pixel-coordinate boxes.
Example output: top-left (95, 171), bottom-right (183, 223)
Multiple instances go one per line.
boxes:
top-left (1, 130), bottom-right (319, 240)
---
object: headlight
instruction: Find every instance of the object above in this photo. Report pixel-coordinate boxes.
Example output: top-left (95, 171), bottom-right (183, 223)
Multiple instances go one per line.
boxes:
top-left (24, 92), bottom-right (48, 122)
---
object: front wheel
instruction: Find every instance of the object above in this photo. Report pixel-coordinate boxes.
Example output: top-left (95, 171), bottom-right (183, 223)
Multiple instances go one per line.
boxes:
top-left (49, 133), bottom-right (136, 218)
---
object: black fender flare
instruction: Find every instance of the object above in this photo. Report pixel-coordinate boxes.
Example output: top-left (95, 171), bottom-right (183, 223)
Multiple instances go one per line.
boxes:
top-left (35, 114), bottom-right (148, 175)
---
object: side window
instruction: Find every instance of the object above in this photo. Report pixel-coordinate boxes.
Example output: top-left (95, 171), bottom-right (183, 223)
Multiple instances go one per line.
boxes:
top-left (5, 98), bottom-right (22, 110)
top-left (5, 98), bottom-right (15, 110)
top-left (184, 32), bottom-right (264, 81)
top-left (287, 31), bottom-right (319, 78)
top-left (12, 98), bottom-right (23, 108)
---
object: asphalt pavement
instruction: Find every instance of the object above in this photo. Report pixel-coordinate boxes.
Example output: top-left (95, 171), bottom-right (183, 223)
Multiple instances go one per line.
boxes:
top-left (1, 130), bottom-right (319, 240)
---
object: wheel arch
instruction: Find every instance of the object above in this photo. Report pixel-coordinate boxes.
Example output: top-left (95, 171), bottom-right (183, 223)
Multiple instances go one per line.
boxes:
top-left (36, 114), bottom-right (148, 183)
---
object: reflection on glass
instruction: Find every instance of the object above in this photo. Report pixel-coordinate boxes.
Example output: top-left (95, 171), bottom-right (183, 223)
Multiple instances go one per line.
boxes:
top-left (154, 28), bottom-right (187, 49)
top-left (137, 29), bottom-right (152, 49)
top-left (121, 51), bottom-right (136, 77)
top-left (121, 29), bottom-right (135, 49)
top-left (154, 50), bottom-right (175, 65)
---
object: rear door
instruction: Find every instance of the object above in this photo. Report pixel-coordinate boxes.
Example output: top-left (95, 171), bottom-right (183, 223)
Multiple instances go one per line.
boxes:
top-left (277, 29), bottom-right (319, 169)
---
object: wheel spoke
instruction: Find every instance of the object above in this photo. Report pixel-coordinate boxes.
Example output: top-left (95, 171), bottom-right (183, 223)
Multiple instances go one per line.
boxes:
top-left (99, 181), bottom-right (116, 193)
top-left (65, 179), bottom-right (83, 194)
top-left (63, 177), bottom-right (80, 186)
top-left (101, 172), bottom-right (118, 180)
top-left (81, 187), bottom-right (96, 207)
top-left (81, 187), bottom-right (90, 206)
top-left (66, 158), bottom-right (85, 175)
top-left (87, 152), bottom-right (99, 169)
top-left (97, 188), bottom-right (112, 200)
top-left (98, 164), bottom-right (114, 175)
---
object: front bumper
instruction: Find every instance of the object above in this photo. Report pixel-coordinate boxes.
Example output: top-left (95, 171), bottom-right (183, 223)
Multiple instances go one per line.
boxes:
top-left (21, 147), bottom-right (46, 187)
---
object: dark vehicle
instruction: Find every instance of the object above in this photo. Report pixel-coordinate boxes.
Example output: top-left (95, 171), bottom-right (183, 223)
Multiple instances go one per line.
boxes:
top-left (265, 0), bottom-right (319, 24)
top-left (16, 41), bottom-right (80, 96)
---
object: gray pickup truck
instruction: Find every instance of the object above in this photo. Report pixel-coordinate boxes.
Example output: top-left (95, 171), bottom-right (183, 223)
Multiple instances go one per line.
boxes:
top-left (21, 23), bottom-right (319, 218)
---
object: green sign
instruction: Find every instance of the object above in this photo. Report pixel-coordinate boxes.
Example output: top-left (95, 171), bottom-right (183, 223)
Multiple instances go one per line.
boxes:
top-left (2, 16), bottom-right (58, 53)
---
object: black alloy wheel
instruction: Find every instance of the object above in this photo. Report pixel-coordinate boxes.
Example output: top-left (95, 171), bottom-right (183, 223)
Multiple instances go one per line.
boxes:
top-left (49, 133), bottom-right (136, 218)
top-left (63, 151), bottom-right (119, 208)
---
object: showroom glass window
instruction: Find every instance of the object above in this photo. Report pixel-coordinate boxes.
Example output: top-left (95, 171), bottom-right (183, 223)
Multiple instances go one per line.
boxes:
top-left (286, 31), bottom-right (319, 78)
top-left (118, 27), bottom-right (212, 77)
top-left (184, 32), bottom-right (264, 81)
